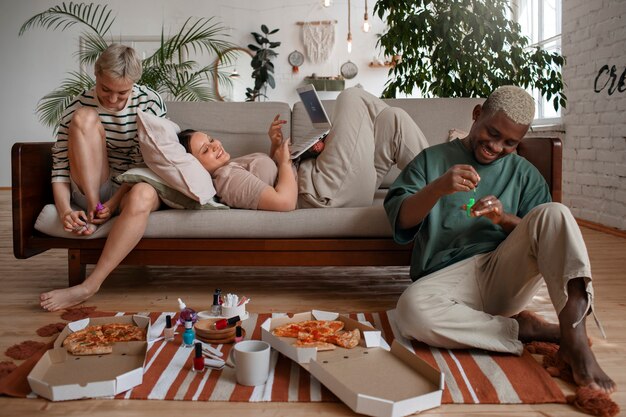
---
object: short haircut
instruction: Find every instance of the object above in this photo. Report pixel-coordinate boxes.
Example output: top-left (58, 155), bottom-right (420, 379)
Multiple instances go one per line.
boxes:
top-left (95, 43), bottom-right (142, 82)
top-left (482, 86), bottom-right (535, 125)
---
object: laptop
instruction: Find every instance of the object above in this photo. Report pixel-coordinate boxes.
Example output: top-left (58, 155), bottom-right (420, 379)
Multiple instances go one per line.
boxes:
top-left (289, 84), bottom-right (332, 159)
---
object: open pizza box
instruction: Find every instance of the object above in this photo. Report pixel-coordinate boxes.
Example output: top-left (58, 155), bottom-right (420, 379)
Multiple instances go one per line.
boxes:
top-left (28, 315), bottom-right (151, 401)
top-left (261, 310), bottom-right (444, 417)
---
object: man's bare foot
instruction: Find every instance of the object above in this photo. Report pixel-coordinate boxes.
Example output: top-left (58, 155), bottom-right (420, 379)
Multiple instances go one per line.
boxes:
top-left (558, 337), bottom-right (616, 394)
top-left (40, 283), bottom-right (98, 312)
top-left (514, 310), bottom-right (560, 343)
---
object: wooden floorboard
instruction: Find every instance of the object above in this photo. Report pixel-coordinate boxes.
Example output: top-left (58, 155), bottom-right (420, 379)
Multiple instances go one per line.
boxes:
top-left (0, 190), bottom-right (624, 416)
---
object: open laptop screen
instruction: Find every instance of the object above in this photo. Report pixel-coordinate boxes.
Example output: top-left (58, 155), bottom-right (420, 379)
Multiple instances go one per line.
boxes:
top-left (297, 85), bottom-right (332, 128)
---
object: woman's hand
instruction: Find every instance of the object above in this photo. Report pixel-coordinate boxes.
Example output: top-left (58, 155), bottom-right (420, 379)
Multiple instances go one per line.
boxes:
top-left (273, 139), bottom-right (292, 167)
top-left (60, 209), bottom-right (95, 235)
top-left (268, 114), bottom-right (287, 147)
top-left (91, 201), bottom-right (113, 224)
top-left (433, 164), bottom-right (480, 196)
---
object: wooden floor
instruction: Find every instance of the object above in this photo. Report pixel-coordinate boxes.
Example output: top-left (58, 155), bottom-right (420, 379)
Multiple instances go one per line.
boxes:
top-left (0, 190), bottom-right (624, 417)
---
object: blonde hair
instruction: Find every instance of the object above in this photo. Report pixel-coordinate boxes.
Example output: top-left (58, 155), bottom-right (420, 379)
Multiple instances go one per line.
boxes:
top-left (94, 43), bottom-right (142, 82)
top-left (482, 86), bottom-right (535, 125)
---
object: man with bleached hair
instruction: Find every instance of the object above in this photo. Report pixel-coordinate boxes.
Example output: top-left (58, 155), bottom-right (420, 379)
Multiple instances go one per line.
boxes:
top-left (385, 86), bottom-right (615, 394)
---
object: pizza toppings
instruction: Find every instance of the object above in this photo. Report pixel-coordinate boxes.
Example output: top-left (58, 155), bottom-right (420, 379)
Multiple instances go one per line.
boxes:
top-left (272, 320), bottom-right (360, 350)
top-left (62, 323), bottom-right (146, 356)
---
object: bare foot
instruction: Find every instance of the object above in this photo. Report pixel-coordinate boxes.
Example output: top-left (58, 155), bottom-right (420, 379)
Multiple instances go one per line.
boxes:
top-left (514, 310), bottom-right (560, 343)
top-left (558, 338), bottom-right (616, 394)
top-left (40, 283), bottom-right (98, 312)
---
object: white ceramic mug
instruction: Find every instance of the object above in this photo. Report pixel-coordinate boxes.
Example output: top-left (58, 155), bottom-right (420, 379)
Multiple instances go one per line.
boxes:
top-left (230, 340), bottom-right (271, 386)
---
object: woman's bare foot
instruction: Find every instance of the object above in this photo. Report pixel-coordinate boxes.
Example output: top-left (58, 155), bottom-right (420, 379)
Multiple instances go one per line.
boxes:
top-left (40, 283), bottom-right (98, 312)
top-left (514, 310), bottom-right (560, 343)
top-left (558, 335), bottom-right (616, 394)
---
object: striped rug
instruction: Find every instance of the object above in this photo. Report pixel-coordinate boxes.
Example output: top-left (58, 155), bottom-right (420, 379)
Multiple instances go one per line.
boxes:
top-left (16, 310), bottom-right (566, 404)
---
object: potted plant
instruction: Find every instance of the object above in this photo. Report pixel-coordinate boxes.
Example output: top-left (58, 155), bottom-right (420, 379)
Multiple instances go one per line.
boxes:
top-left (374, 0), bottom-right (566, 110)
top-left (245, 25), bottom-right (280, 102)
top-left (20, 2), bottom-right (237, 130)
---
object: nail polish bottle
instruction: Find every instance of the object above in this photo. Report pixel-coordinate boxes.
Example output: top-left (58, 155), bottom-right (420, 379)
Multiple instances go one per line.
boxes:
top-left (214, 315), bottom-right (240, 330)
top-left (178, 298), bottom-right (198, 324)
top-left (182, 319), bottom-right (195, 347)
top-left (234, 326), bottom-right (244, 343)
top-left (211, 289), bottom-right (222, 317)
top-left (193, 342), bottom-right (205, 372)
top-left (164, 315), bottom-right (175, 341)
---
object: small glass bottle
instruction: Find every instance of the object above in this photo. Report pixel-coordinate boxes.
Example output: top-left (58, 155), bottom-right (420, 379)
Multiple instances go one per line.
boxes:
top-left (211, 289), bottom-right (222, 317)
top-left (164, 314), bottom-right (175, 341)
top-left (178, 298), bottom-right (198, 324)
top-left (182, 319), bottom-right (195, 347)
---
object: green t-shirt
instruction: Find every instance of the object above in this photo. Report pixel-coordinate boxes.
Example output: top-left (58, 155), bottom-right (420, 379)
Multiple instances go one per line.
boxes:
top-left (384, 139), bottom-right (551, 280)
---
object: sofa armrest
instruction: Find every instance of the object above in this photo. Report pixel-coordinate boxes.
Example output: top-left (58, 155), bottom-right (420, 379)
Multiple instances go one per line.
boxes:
top-left (517, 136), bottom-right (562, 203)
top-left (11, 142), bottom-right (54, 258)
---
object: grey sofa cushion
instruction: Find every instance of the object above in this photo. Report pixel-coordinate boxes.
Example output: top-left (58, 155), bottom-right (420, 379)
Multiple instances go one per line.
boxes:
top-left (35, 203), bottom-right (392, 239)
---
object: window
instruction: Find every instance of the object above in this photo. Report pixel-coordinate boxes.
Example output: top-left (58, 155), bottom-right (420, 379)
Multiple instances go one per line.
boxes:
top-left (515, 0), bottom-right (562, 125)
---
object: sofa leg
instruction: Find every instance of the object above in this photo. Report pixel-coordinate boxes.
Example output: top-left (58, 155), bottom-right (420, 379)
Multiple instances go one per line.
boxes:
top-left (68, 249), bottom-right (86, 287)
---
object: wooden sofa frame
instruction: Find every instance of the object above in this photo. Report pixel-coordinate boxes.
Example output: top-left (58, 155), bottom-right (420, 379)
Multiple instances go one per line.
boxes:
top-left (12, 138), bottom-right (561, 287)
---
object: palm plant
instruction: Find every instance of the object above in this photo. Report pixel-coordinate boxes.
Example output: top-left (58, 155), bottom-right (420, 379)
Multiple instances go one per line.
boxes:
top-left (19, 2), bottom-right (237, 130)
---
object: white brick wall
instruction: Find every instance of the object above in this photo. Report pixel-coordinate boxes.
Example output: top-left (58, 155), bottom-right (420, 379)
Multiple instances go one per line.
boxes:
top-left (562, 0), bottom-right (626, 231)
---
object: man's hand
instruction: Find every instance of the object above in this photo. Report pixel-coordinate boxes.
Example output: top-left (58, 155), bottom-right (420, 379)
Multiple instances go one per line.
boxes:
top-left (468, 196), bottom-right (504, 223)
top-left (433, 164), bottom-right (481, 196)
top-left (467, 195), bottom-right (521, 232)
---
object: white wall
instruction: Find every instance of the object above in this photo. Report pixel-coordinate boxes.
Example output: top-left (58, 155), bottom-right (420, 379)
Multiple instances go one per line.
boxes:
top-left (561, 0), bottom-right (626, 230)
top-left (1, 0), bottom-right (391, 186)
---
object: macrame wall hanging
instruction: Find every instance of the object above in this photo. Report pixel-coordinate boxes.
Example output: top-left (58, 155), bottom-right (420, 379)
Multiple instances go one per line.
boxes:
top-left (301, 21), bottom-right (336, 63)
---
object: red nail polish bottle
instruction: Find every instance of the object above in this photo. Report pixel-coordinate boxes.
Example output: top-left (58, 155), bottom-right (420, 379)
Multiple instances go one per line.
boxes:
top-left (214, 315), bottom-right (240, 330)
top-left (193, 342), bottom-right (205, 372)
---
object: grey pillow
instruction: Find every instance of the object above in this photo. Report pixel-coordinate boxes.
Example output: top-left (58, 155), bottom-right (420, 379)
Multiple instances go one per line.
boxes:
top-left (117, 168), bottom-right (228, 210)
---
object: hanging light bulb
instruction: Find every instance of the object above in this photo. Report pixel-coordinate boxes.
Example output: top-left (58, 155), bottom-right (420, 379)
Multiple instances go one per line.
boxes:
top-left (229, 68), bottom-right (240, 79)
top-left (322, 0), bottom-right (331, 7)
top-left (347, 0), bottom-right (352, 53)
top-left (362, 0), bottom-right (370, 32)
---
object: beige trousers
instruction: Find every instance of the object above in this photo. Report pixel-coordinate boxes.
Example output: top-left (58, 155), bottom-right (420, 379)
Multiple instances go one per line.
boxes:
top-left (297, 87), bottom-right (428, 208)
top-left (395, 203), bottom-right (596, 355)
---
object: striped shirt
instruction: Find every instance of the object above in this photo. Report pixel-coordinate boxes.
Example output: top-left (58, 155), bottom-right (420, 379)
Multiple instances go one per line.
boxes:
top-left (51, 84), bottom-right (167, 184)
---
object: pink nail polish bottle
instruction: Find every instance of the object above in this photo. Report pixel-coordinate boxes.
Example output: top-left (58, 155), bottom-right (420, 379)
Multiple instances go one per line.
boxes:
top-left (234, 326), bottom-right (244, 343)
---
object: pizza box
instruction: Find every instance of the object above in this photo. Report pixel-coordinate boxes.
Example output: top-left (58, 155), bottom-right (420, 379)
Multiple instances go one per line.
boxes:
top-left (261, 310), bottom-right (444, 417)
top-left (28, 315), bottom-right (151, 401)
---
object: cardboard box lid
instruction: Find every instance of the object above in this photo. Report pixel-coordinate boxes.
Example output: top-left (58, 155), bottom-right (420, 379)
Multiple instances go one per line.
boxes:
top-left (28, 315), bottom-right (150, 401)
top-left (309, 340), bottom-right (444, 417)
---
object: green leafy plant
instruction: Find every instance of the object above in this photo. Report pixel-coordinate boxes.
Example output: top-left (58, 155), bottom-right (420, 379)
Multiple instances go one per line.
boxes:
top-left (374, 0), bottom-right (566, 111)
top-left (19, 2), bottom-right (237, 130)
top-left (246, 25), bottom-right (280, 102)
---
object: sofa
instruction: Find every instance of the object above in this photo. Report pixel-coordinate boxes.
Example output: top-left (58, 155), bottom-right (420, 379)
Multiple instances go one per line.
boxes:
top-left (12, 97), bottom-right (562, 286)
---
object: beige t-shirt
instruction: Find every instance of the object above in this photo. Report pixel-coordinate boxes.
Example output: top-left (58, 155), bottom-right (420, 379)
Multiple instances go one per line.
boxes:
top-left (213, 153), bottom-right (278, 209)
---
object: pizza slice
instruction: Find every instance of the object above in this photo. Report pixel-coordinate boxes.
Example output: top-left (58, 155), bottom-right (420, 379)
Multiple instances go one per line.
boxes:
top-left (297, 328), bottom-right (360, 349)
top-left (62, 325), bottom-right (113, 355)
top-left (101, 323), bottom-right (146, 343)
top-left (272, 320), bottom-right (344, 338)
